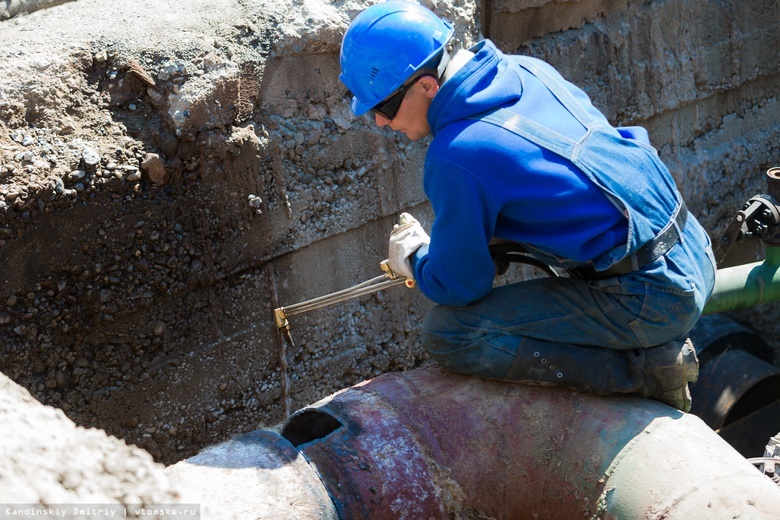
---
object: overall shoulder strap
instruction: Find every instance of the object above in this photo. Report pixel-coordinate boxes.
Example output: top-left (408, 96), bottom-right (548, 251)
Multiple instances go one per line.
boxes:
top-left (512, 56), bottom-right (601, 128)
top-left (472, 56), bottom-right (603, 159)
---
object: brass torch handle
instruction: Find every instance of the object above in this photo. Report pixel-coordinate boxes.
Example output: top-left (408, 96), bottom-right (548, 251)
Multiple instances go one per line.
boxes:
top-left (380, 259), bottom-right (416, 288)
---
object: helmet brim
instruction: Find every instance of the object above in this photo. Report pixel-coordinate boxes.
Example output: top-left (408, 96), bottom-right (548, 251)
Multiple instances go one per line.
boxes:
top-left (350, 95), bottom-right (374, 117)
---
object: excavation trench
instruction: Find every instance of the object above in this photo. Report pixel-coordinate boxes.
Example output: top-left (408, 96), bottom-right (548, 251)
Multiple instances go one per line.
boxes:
top-left (1, 0), bottom-right (780, 505)
top-left (0, 0), bottom-right (450, 466)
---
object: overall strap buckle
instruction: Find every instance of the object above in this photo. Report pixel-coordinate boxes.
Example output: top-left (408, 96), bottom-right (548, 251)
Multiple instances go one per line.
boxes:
top-left (570, 202), bottom-right (688, 280)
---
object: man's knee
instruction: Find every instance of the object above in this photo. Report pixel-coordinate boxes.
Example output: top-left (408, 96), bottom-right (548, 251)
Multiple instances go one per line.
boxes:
top-left (422, 337), bottom-right (488, 377)
top-left (421, 304), bottom-right (454, 337)
top-left (421, 311), bottom-right (459, 365)
top-left (422, 311), bottom-right (520, 379)
top-left (421, 307), bottom-right (470, 362)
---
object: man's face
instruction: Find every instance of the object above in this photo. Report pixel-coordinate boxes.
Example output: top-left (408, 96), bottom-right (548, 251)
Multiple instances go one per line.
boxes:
top-left (374, 76), bottom-right (438, 141)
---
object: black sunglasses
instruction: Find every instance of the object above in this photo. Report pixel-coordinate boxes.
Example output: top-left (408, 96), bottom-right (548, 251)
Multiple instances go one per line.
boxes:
top-left (370, 78), bottom-right (418, 120)
top-left (370, 69), bottom-right (437, 120)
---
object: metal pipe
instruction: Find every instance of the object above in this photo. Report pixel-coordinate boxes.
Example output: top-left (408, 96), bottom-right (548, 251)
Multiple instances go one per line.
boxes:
top-left (292, 368), bottom-right (780, 519)
top-left (703, 167), bottom-right (780, 314)
top-left (691, 335), bottom-right (780, 431)
top-left (703, 245), bottom-right (780, 315)
top-left (686, 314), bottom-right (780, 457)
top-left (166, 367), bottom-right (780, 519)
top-left (165, 430), bottom-right (338, 519)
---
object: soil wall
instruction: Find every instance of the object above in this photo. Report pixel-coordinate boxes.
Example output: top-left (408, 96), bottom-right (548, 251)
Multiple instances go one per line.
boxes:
top-left (0, 0), bottom-right (778, 474)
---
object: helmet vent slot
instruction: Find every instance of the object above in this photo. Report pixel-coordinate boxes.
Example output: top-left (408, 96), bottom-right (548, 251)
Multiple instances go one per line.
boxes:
top-left (369, 67), bottom-right (379, 82)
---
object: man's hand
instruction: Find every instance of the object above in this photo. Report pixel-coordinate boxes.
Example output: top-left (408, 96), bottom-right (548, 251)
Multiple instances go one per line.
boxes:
top-left (388, 213), bottom-right (430, 279)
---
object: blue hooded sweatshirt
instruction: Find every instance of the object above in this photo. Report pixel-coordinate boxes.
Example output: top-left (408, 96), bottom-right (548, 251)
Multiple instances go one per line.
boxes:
top-left (411, 41), bottom-right (661, 306)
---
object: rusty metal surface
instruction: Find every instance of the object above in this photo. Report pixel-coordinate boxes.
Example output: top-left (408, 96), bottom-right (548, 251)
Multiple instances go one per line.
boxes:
top-left (600, 408), bottom-right (780, 520)
top-left (286, 367), bottom-right (780, 519)
top-left (292, 393), bottom-right (449, 519)
top-left (167, 366), bottom-right (780, 519)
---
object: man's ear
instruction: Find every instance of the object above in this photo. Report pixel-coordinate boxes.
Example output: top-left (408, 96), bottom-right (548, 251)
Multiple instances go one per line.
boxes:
top-left (418, 75), bottom-right (440, 99)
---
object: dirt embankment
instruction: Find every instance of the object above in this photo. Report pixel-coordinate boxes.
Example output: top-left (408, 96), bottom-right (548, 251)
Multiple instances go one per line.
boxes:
top-left (0, 0), bottom-right (479, 468)
top-left (0, 370), bottom-right (185, 513)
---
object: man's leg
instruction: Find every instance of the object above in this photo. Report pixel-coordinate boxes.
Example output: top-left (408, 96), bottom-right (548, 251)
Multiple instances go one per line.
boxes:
top-left (422, 275), bottom-right (656, 360)
top-left (501, 336), bottom-right (698, 411)
top-left (421, 275), bottom-right (700, 410)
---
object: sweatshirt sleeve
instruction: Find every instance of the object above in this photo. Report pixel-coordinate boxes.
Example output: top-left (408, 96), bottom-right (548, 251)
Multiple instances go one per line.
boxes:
top-left (411, 159), bottom-right (500, 306)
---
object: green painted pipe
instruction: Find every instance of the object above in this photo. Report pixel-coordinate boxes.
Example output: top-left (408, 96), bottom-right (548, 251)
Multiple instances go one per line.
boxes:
top-left (703, 246), bottom-right (780, 315)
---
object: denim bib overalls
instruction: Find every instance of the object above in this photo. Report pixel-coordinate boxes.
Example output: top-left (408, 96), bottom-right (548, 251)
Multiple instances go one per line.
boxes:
top-left (421, 56), bottom-right (716, 382)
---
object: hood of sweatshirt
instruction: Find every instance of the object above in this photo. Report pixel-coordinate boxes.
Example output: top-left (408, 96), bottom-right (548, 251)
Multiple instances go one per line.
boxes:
top-left (427, 40), bottom-right (521, 136)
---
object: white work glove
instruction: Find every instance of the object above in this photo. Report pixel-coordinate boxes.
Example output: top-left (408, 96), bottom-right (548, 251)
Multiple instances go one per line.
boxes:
top-left (388, 212), bottom-right (430, 280)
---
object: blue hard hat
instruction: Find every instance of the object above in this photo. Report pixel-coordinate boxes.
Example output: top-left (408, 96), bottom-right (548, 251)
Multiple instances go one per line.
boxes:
top-left (339, 1), bottom-right (454, 116)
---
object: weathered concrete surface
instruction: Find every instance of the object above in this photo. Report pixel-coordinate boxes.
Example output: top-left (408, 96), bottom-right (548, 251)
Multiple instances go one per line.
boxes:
top-left (484, 0), bottom-right (630, 42)
top-left (0, 0), bottom-right (779, 505)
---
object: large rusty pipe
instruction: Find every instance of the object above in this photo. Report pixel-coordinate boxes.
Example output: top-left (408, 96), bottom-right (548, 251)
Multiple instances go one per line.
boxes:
top-left (687, 314), bottom-right (780, 456)
top-left (167, 367), bottom-right (780, 519)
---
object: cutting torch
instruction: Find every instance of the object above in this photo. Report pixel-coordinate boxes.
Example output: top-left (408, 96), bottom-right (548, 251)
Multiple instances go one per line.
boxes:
top-left (274, 259), bottom-right (415, 346)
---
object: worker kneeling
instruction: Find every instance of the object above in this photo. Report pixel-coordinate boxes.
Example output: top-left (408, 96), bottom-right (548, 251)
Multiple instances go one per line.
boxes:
top-left (339, 1), bottom-right (716, 412)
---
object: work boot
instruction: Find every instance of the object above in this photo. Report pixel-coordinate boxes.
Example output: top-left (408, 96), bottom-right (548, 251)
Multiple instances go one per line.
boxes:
top-left (503, 337), bottom-right (698, 412)
top-left (632, 338), bottom-right (699, 413)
